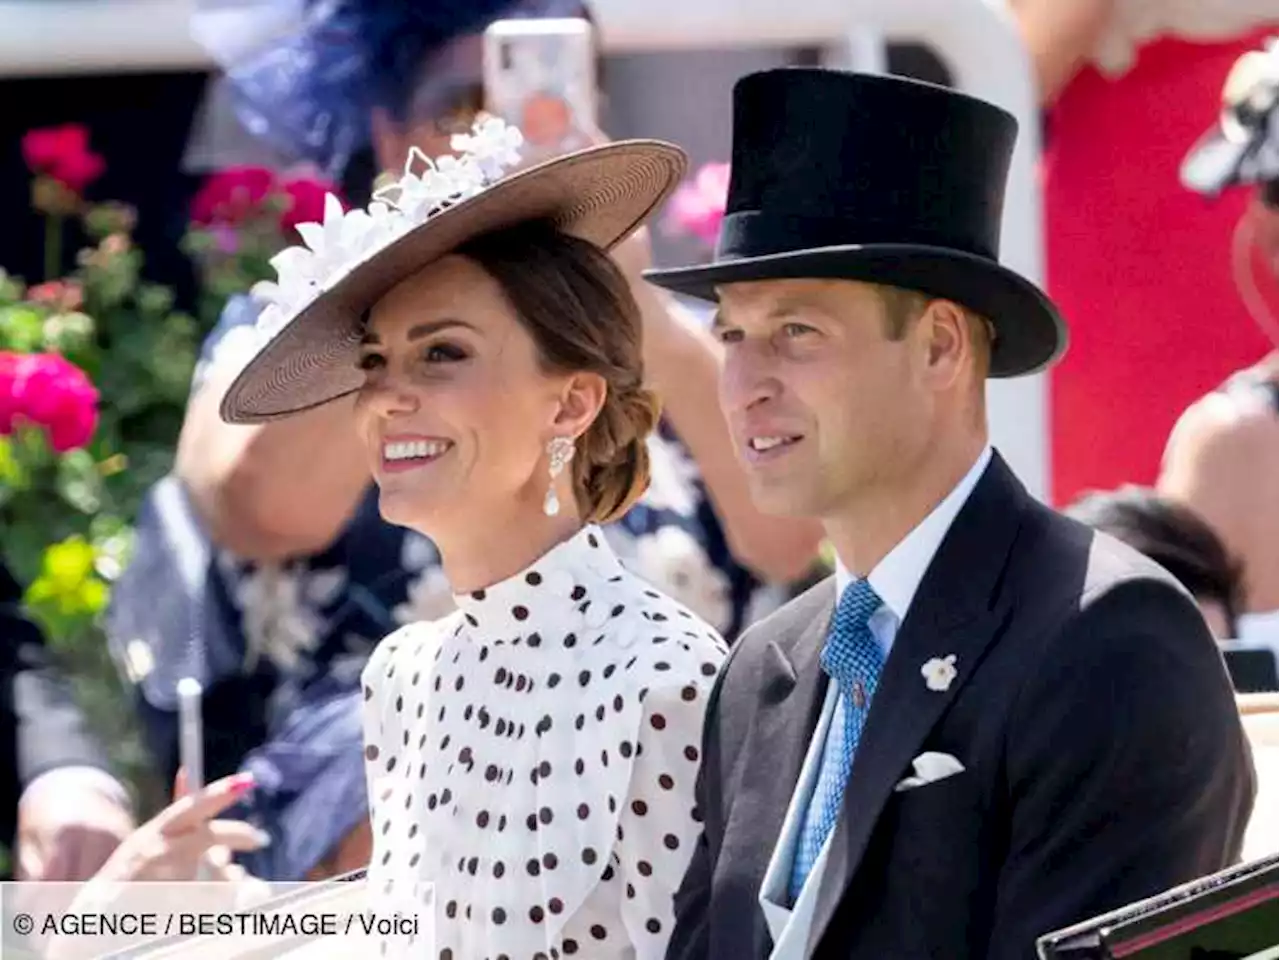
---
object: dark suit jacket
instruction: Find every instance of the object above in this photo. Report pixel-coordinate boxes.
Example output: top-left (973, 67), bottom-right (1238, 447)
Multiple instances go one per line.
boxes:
top-left (0, 560), bottom-right (112, 869)
top-left (667, 454), bottom-right (1255, 960)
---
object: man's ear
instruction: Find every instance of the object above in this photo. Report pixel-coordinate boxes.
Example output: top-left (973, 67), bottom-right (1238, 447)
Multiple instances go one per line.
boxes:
top-left (920, 300), bottom-right (971, 390)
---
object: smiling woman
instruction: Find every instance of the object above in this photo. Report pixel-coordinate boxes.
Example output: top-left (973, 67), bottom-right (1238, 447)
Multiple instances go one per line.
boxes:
top-left (213, 123), bottom-right (728, 959)
top-left (351, 222), bottom-right (661, 580)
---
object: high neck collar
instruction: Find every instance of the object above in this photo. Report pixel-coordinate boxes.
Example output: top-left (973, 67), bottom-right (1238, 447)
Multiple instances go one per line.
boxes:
top-left (451, 524), bottom-right (625, 633)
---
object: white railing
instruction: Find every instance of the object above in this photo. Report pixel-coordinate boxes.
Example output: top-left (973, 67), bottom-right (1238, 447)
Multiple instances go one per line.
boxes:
top-left (0, 0), bottom-right (1050, 499)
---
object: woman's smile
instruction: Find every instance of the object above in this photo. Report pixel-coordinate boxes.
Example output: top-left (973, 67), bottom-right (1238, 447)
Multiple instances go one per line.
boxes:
top-left (378, 433), bottom-right (456, 474)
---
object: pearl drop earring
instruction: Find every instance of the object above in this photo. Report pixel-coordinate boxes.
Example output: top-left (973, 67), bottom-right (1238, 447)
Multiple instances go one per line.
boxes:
top-left (543, 437), bottom-right (575, 517)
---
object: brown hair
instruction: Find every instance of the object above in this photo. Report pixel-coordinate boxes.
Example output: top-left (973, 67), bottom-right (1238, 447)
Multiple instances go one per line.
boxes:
top-left (1066, 485), bottom-right (1244, 631)
top-left (876, 285), bottom-right (931, 339)
top-left (458, 220), bottom-right (660, 523)
top-left (875, 283), bottom-right (994, 379)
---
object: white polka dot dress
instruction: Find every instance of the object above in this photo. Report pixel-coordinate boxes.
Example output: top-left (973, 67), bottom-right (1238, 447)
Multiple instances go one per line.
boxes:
top-left (361, 524), bottom-right (728, 960)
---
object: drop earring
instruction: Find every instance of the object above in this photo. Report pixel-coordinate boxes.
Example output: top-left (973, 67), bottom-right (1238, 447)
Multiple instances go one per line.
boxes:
top-left (543, 437), bottom-right (575, 517)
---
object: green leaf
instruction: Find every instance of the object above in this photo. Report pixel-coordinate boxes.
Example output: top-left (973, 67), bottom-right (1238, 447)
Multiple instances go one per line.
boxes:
top-left (41, 310), bottom-right (95, 353)
top-left (12, 422), bottom-right (54, 472)
top-left (82, 202), bottom-right (138, 240)
top-left (137, 283), bottom-right (175, 316)
top-left (0, 436), bottom-right (31, 495)
top-left (1, 513), bottom-right (54, 586)
top-left (55, 448), bottom-right (103, 514)
top-left (0, 304), bottom-right (48, 350)
top-left (90, 517), bottom-right (135, 582)
top-left (0, 268), bottom-right (26, 302)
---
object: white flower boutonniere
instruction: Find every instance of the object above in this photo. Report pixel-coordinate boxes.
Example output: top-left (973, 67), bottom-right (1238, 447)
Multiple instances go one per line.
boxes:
top-left (921, 654), bottom-right (958, 692)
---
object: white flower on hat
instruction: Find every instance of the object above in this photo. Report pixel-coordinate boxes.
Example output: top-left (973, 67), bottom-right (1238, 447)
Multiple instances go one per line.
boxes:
top-left (451, 117), bottom-right (525, 180)
top-left (381, 147), bottom-right (465, 221)
top-left (373, 117), bottom-right (522, 218)
top-left (248, 117), bottom-right (525, 342)
top-left (251, 193), bottom-right (378, 319)
top-left (252, 197), bottom-right (350, 309)
top-left (253, 303), bottom-right (289, 342)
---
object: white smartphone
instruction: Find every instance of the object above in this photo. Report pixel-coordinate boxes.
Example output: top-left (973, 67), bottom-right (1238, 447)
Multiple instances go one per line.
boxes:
top-left (177, 676), bottom-right (205, 794)
top-left (177, 677), bottom-right (214, 880)
top-left (482, 18), bottom-right (598, 162)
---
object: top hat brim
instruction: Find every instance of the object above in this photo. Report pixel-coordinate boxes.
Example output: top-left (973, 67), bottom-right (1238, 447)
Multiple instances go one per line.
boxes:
top-left (220, 139), bottom-right (687, 424)
top-left (644, 243), bottom-right (1068, 378)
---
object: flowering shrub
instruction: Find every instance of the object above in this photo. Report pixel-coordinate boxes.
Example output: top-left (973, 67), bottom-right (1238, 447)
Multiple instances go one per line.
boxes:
top-left (184, 165), bottom-right (339, 323)
top-left (0, 123), bottom-right (339, 814)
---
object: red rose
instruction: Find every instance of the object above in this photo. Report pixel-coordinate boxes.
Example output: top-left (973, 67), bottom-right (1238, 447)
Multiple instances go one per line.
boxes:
top-left (53, 150), bottom-right (106, 193)
top-left (22, 125), bottom-right (89, 170)
top-left (191, 166), bottom-right (277, 226)
top-left (280, 177), bottom-right (342, 233)
top-left (21, 124), bottom-right (106, 195)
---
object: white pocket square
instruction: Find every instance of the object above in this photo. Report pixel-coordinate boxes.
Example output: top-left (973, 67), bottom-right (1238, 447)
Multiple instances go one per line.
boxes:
top-left (893, 751), bottom-right (965, 792)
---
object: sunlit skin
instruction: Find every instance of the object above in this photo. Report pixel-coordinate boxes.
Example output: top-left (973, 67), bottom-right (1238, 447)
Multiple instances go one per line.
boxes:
top-left (712, 278), bottom-right (988, 576)
top-left (352, 255), bottom-right (606, 594)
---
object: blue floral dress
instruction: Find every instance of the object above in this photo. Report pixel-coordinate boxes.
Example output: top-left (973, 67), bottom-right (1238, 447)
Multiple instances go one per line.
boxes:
top-left (107, 296), bottom-right (780, 784)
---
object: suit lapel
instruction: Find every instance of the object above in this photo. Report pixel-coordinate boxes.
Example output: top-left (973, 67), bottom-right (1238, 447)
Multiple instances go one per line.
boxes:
top-left (806, 454), bottom-right (1028, 955)
top-left (747, 581), bottom-right (838, 879)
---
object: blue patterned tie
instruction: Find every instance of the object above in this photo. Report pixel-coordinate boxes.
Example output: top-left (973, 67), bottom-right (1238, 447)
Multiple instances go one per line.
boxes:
top-left (788, 579), bottom-right (884, 902)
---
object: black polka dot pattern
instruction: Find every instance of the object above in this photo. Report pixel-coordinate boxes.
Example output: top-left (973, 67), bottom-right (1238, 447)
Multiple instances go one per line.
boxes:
top-left (358, 524), bottom-right (728, 959)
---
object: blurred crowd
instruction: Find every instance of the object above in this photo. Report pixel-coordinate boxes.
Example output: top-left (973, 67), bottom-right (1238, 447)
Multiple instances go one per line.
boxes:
top-left (1, 0), bottom-right (1276, 915)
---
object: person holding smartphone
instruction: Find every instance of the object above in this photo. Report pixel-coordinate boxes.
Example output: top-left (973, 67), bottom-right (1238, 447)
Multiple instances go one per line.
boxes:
top-left (1159, 38), bottom-right (1279, 654)
top-left (108, 0), bottom-right (821, 797)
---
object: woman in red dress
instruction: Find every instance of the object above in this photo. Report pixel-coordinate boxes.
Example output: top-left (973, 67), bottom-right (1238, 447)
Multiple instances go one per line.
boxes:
top-left (1009, 0), bottom-right (1277, 506)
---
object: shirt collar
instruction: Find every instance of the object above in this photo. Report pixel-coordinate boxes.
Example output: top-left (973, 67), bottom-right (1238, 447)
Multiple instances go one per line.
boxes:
top-left (452, 524), bottom-right (625, 635)
top-left (836, 445), bottom-right (992, 625)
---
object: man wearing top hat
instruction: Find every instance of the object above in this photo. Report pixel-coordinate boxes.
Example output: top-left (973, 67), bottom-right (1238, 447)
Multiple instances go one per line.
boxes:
top-left (645, 68), bottom-right (1256, 960)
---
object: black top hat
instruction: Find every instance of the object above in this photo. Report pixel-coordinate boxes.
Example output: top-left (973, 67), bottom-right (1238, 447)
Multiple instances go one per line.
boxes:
top-left (644, 68), bottom-right (1068, 378)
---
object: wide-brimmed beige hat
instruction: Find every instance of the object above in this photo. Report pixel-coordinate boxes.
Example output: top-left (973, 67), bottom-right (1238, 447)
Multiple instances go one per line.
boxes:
top-left (219, 119), bottom-right (687, 424)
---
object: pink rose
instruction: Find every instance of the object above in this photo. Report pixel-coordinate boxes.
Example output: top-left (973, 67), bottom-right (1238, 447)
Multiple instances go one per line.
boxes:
top-left (191, 166), bottom-right (277, 226)
top-left (664, 161), bottom-right (731, 248)
top-left (280, 177), bottom-right (341, 234)
top-left (28, 280), bottom-right (84, 311)
top-left (0, 354), bottom-right (21, 435)
top-left (0, 352), bottom-right (100, 452)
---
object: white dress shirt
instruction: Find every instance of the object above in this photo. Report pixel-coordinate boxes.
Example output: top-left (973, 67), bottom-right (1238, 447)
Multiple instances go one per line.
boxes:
top-left (757, 446), bottom-right (993, 958)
